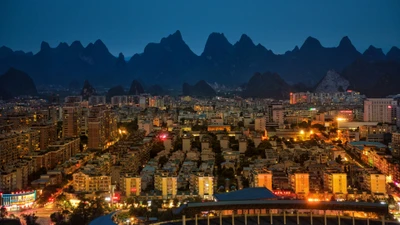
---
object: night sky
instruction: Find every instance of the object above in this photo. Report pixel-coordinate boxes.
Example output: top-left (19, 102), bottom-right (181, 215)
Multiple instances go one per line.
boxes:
top-left (1, 0), bottom-right (399, 56)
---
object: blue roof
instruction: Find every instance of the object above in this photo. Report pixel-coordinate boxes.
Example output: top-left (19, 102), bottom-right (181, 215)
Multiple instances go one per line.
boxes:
top-left (89, 213), bottom-right (115, 225)
top-left (350, 141), bottom-right (387, 149)
top-left (214, 187), bottom-right (276, 201)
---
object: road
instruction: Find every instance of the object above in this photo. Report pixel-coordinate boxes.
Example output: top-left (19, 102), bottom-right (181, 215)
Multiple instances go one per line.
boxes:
top-left (14, 202), bottom-right (58, 225)
top-left (15, 181), bottom-right (74, 224)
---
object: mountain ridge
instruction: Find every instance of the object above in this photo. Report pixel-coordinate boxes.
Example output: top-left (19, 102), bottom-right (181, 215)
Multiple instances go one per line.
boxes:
top-left (0, 32), bottom-right (399, 90)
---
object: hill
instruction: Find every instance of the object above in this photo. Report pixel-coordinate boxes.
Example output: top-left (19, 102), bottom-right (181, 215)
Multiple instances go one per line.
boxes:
top-left (0, 68), bottom-right (37, 100)
top-left (182, 80), bottom-right (216, 97)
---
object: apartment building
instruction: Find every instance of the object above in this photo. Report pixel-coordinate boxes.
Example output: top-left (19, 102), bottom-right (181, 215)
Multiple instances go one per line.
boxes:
top-left (194, 173), bottom-right (214, 200)
top-left (0, 130), bottom-right (40, 165)
top-left (73, 171), bottom-right (111, 192)
top-left (31, 123), bottom-right (57, 150)
top-left (120, 174), bottom-right (141, 197)
top-left (251, 169), bottom-right (273, 190)
top-left (62, 106), bottom-right (81, 138)
top-left (364, 98), bottom-right (397, 124)
top-left (290, 173), bottom-right (310, 198)
top-left (324, 172), bottom-right (347, 194)
top-left (363, 172), bottom-right (386, 194)
top-left (154, 171), bottom-right (178, 199)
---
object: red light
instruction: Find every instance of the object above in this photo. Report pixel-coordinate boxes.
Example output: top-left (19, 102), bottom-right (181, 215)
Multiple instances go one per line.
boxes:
top-left (388, 106), bottom-right (392, 109)
top-left (131, 188), bottom-right (137, 192)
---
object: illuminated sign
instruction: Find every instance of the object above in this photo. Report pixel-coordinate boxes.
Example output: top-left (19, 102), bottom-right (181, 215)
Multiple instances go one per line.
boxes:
top-left (1, 191), bottom-right (37, 209)
top-left (309, 108), bottom-right (317, 111)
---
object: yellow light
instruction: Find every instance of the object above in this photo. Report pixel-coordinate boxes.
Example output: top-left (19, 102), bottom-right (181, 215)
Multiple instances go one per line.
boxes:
top-left (310, 130), bottom-right (314, 134)
top-left (336, 118), bottom-right (346, 121)
top-left (300, 130), bottom-right (304, 135)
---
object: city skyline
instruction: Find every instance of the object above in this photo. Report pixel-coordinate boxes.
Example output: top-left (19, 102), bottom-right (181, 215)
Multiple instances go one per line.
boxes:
top-left (1, 0), bottom-right (399, 56)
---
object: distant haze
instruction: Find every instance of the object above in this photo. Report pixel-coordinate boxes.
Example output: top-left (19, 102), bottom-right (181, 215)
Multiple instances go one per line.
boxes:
top-left (0, 0), bottom-right (399, 56)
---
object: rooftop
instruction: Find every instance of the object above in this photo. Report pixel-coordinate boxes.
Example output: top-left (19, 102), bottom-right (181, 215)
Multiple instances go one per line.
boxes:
top-left (214, 187), bottom-right (276, 202)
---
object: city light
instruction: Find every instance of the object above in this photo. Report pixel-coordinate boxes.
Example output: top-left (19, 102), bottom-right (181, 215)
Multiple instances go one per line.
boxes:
top-left (300, 130), bottom-right (304, 135)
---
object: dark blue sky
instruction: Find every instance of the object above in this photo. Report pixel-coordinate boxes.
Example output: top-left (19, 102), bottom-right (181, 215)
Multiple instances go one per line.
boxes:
top-left (1, 0), bottom-right (399, 56)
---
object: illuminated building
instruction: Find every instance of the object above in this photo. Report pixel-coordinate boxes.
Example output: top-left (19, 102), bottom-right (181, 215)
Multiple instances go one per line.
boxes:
top-left (194, 173), bottom-right (213, 200)
top-left (121, 175), bottom-right (141, 197)
top-left (207, 125), bottom-right (231, 132)
top-left (0, 130), bottom-right (40, 165)
top-left (363, 98), bottom-right (397, 124)
top-left (0, 190), bottom-right (37, 211)
top-left (0, 162), bottom-right (29, 192)
top-left (62, 106), bottom-right (81, 138)
top-left (392, 133), bottom-right (400, 156)
top-left (31, 123), bottom-right (57, 150)
top-left (155, 172), bottom-right (177, 199)
top-left (324, 172), bottom-right (347, 194)
top-left (254, 116), bottom-right (267, 132)
top-left (73, 171), bottom-right (111, 192)
top-left (363, 173), bottom-right (386, 194)
top-left (290, 173), bottom-right (309, 198)
top-left (251, 169), bottom-right (272, 190)
top-left (87, 106), bottom-right (118, 150)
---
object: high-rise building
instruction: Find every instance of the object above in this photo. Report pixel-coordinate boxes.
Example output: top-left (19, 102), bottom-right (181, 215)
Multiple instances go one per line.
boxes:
top-left (120, 175), bottom-right (141, 197)
top-left (31, 124), bottom-right (57, 150)
top-left (290, 173), bottom-right (309, 196)
top-left (364, 98), bottom-right (398, 124)
top-left (195, 173), bottom-right (213, 200)
top-left (0, 130), bottom-right (40, 165)
top-left (155, 172), bottom-right (177, 199)
top-left (254, 116), bottom-right (267, 132)
top-left (251, 169), bottom-right (273, 190)
top-left (363, 173), bottom-right (386, 194)
top-left (62, 106), bottom-right (80, 138)
top-left (88, 117), bottom-right (104, 149)
top-left (324, 172), bottom-right (347, 194)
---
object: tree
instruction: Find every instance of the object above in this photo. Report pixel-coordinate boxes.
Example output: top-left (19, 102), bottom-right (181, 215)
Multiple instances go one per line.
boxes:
top-left (22, 214), bottom-right (39, 225)
top-left (50, 212), bottom-right (69, 225)
top-left (150, 140), bottom-right (165, 158)
top-left (0, 206), bottom-right (7, 219)
top-left (158, 156), bottom-right (168, 167)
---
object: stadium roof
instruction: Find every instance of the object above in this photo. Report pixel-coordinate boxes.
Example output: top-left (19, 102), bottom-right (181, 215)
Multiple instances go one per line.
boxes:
top-left (177, 200), bottom-right (389, 215)
top-left (349, 141), bottom-right (387, 149)
top-left (214, 187), bottom-right (277, 201)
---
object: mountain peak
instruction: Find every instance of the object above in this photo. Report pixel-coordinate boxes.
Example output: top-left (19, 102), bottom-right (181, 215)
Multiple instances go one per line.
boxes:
top-left (40, 41), bottom-right (51, 51)
top-left (71, 41), bottom-right (84, 50)
top-left (161, 30), bottom-right (184, 44)
top-left (363, 45), bottom-right (385, 61)
top-left (202, 33), bottom-right (233, 57)
top-left (94, 39), bottom-right (107, 48)
top-left (235, 34), bottom-right (255, 48)
top-left (300, 36), bottom-right (322, 51)
top-left (386, 46), bottom-right (400, 62)
top-left (56, 42), bottom-right (69, 50)
top-left (338, 36), bottom-right (355, 49)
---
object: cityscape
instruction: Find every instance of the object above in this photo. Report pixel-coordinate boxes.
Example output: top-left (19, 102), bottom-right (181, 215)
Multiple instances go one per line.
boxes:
top-left (1, 1), bottom-right (400, 225)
